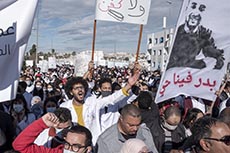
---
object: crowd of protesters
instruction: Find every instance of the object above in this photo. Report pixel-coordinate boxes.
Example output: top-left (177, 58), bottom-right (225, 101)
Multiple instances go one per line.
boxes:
top-left (0, 61), bottom-right (229, 153)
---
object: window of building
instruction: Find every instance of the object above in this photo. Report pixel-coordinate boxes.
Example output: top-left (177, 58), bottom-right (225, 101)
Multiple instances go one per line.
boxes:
top-left (159, 49), bottom-right (162, 55)
top-left (159, 37), bottom-right (164, 43)
top-left (155, 38), bottom-right (158, 44)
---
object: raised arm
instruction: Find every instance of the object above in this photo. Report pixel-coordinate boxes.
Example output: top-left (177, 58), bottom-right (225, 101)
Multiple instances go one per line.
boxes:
top-left (83, 61), bottom-right (94, 80)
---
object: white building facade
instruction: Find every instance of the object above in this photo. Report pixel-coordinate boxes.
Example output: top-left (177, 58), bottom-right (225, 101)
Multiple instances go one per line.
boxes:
top-left (147, 28), bottom-right (174, 71)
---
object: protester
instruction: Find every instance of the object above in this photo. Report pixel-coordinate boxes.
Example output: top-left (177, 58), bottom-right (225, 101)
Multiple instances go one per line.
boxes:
top-left (18, 81), bottom-right (33, 109)
top-left (95, 104), bottom-right (158, 153)
top-left (34, 107), bottom-right (73, 147)
top-left (13, 112), bottom-right (93, 153)
top-left (33, 80), bottom-right (45, 101)
top-left (151, 105), bottom-right (186, 153)
top-left (0, 110), bottom-right (15, 152)
top-left (43, 97), bottom-right (59, 114)
top-left (61, 62), bottom-right (141, 144)
top-left (120, 138), bottom-right (151, 153)
top-left (10, 94), bottom-right (36, 135)
top-left (183, 108), bottom-right (204, 137)
top-left (219, 107), bottom-right (230, 127)
top-left (189, 116), bottom-right (230, 153)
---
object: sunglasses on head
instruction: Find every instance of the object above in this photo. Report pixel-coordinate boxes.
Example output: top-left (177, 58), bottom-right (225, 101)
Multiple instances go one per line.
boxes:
top-left (203, 135), bottom-right (230, 146)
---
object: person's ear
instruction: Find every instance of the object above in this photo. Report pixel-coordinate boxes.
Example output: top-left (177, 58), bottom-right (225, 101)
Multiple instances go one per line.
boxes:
top-left (86, 146), bottom-right (92, 153)
top-left (119, 115), bottom-right (124, 122)
top-left (200, 139), bottom-right (211, 151)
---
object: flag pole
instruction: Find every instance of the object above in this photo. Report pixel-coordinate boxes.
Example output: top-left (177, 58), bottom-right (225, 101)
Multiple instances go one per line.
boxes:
top-left (135, 24), bottom-right (143, 62)
top-left (91, 20), bottom-right (97, 61)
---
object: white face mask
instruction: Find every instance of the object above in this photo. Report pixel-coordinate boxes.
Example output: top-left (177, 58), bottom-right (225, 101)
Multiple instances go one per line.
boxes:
top-left (162, 121), bottom-right (178, 131)
top-left (13, 104), bottom-right (24, 113)
top-left (25, 80), bottom-right (31, 86)
top-left (47, 88), bottom-right (53, 92)
top-left (63, 149), bottom-right (75, 153)
top-left (36, 86), bottom-right (42, 91)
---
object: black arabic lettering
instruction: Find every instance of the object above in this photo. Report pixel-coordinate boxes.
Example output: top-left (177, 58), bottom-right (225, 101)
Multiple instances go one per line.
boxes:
top-left (128, 0), bottom-right (145, 17)
top-left (0, 44), bottom-right (11, 56)
top-left (128, 5), bottom-right (145, 17)
top-left (108, 9), bottom-right (124, 21)
top-left (129, 0), bottom-right (137, 10)
top-left (0, 26), bottom-right (15, 37)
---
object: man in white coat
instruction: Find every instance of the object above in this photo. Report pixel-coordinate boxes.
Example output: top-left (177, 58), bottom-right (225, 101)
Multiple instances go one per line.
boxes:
top-left (61, 62), bottom-right (141, 145)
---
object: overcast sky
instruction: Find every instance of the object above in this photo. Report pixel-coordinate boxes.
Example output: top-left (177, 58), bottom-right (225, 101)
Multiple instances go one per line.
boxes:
top-left (27, 0), bottom-right (183, 53)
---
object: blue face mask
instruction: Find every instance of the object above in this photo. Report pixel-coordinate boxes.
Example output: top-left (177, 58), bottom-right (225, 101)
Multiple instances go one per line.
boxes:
top-left (13, 104), bottom-right (24, 113)
top-left (46, 107), bottom-right (56, 113)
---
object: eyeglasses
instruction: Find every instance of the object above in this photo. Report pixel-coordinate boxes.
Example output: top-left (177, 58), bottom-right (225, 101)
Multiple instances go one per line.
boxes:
top-left (73, 86), bottom-right (84, 90)
top-left (64, 141), bottom-right (86, 152)
top-left (203, 135), bottom-right (230, 146)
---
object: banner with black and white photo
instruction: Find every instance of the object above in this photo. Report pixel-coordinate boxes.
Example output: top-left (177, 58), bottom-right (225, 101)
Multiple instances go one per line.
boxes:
top-left (155, 0), bottom-right (230, 103)
top-left (0, 0), bottom-right (38, 102)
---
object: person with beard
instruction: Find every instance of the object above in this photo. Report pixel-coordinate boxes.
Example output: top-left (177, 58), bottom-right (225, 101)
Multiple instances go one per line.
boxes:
top-left (166, 0), bottom-right (224, 70)
top-left (60, 62), bottom-right (141, 145)
top-left (95, 104), bottom-right (158, 153)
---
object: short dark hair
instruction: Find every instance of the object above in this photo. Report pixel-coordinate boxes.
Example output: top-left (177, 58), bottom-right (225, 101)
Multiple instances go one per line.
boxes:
top-left (63, 125), bottom-right (92, 147)
top-left (136, 91), bottom-right (152, 110)
top-left (65, 77), bottom-right (88, 99)
top-left (164, 105), bottom-right (181, 119)
top-left (54, 107), bottom-right (72, 123)
top-left (219, 107), bottom-right (230, 127)
top-left (112, 82), bottom-right (121, 93)
top-left (120, 104), bottom-right (141, 118)
top-left (190, 117), bottom-right (219, 151)
top-left (98, 77), bottom-right (112, 88)
top-left (183, 108), bottom-right (204, 129)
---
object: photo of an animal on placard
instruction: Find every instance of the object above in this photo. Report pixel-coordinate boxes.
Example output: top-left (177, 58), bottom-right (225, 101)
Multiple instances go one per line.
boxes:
top-left (166, 0), bottom-right (225, 70)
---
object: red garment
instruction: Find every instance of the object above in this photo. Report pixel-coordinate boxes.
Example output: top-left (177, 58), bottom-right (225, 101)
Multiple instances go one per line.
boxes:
top-left (13, 118), bottom-right (64, 153)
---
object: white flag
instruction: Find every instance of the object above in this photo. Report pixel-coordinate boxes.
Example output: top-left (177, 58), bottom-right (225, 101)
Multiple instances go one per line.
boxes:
top-left (95, 0), bottom-right (151, 25)
top-left (0, 0), bottom-right (38, 102)
top-left (155, 0), bottom-right (230, 103)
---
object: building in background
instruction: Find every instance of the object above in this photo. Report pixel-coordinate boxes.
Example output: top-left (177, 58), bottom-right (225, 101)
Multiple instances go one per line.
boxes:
top-left (147, 28), bottom-right (174, 71)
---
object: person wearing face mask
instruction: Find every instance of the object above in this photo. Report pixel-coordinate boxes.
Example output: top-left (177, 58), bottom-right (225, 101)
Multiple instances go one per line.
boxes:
top-left (33, 81), bottom-right (45, 101)
top-left (46, 83), bottom-right (61, 99)
top-left (43, 97), bottom-right (58, 114)
top-left (150, 105), bottom-right (186, 153)
top-left (10, 94), bottom-right (36, 136)
top-left (60, 62), bottom-right (141, 145)
top-left (13, 112), bottom-right (93, 153)
top-left (17, 81), bottom-right (33, 109)
top-left (25, 75), bottom-right (35, 93)
top-left (85, 64), bottom-right (141, 145)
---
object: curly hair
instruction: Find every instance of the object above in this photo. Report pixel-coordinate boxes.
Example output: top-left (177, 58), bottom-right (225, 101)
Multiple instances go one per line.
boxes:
top-left (64, 77), bottom-right (88, 99)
